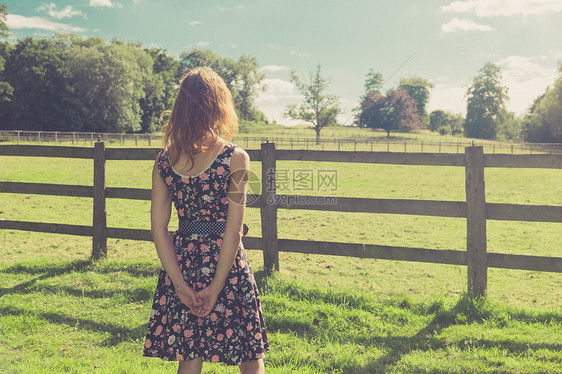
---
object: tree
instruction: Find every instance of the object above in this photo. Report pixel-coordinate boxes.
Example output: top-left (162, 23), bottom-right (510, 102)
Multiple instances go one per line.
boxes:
top-left (430, 110), bottom-right (464, 135)
top-left (0, 37), bottom-right (77, 131)
top-left (284, 65), bottom-right (340, 144)
top-left (358, 90), bottom-right (421, 137)
top-left (398, 76), bottom-right (433, 117)
top-left (0, 4), bottom-right (13, 103)
top-left (63, 35), bottom-right (152, 132)
top-left (232, 55), bottom-right (265, 121)
top-left (522, 65), bottom-right (562, 143)
top-left (465, 63), bottom-right (508, 140)
top-left (364, 69), bottom-right (384, 95)
top-left (141, 48), bottom-right (181, 132)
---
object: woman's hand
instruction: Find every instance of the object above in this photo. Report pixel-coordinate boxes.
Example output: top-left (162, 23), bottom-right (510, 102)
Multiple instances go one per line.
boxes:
top-left (192, 284), bottom-right (222, 317)
top-left (176, 283), bottom-right (203, 313)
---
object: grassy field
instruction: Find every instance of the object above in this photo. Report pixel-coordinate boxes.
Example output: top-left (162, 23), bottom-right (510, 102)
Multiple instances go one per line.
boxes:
top-left (0, 135), bottom-right (561, 373)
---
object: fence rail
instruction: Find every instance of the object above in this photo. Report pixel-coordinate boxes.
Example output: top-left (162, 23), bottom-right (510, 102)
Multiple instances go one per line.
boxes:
top-left (1, 143), bottom-right (561, 297)
top-left (2, 130), bottom-right (561, 154)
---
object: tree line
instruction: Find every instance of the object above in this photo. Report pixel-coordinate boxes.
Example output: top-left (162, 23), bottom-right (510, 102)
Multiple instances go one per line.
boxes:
top-left (0, 7), bottom-right (266, 133)
top-left (0, 5), bottom-right (560, 142)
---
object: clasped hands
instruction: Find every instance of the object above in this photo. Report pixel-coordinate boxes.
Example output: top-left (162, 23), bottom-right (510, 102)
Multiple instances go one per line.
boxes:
top-left (176, 282), bottom-right (221, 317)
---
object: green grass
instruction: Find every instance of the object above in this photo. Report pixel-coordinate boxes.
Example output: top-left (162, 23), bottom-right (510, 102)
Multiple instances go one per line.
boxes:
top-left (1, 139), bottom-right (561, 372)
top-left (0, 246), bottom-right (560, 373)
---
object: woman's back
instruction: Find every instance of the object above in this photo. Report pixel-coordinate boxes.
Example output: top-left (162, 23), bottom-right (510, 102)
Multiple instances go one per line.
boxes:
top-left (158, 140), bottom-right (234, 222)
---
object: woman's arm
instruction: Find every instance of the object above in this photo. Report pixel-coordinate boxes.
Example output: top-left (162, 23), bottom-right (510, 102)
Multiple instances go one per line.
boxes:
top-left (150, 156), bottom-right (201, 312)
top-left (194, 146), bottom-right (250, 316)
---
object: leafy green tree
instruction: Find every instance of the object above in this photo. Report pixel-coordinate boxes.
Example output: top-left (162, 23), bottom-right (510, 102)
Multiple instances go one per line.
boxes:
top-left (522, 65), bottom-right (562, 143)
top-left (0, 37), bottom-right (78, 130)
top-left (358, 90), bottom-right (420, 137)
top-left (284, 65), bottom-right (340, 144)
top-left (398, 76), bottom-right (433, 117)
top-left (63, 35), bottom-right (152, 132)
top-left (232, 55), bottom-right (265, 121)
top-left (141, 48), bottom-right (181, 132)
top-left (429, 110), bottom-right (446, 132)
top-left (430, 110), bottom-right (464, 134)
top-left (0, 4), bottom-right (13, 103)
top-left (364, 69), bottom-right (384, 95)
top-left (0, 4), bottom-right (7, 38)
top-left (465, 63), bottom-right (508, 140)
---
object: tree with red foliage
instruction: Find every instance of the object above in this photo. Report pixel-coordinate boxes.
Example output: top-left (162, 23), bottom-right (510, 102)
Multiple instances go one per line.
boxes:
top-left (358, 89), bottom-right (421, 137)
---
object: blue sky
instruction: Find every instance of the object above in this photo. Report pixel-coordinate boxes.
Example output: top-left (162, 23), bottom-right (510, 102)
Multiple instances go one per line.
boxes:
top-left (4, 0), bottom-right (562, 125)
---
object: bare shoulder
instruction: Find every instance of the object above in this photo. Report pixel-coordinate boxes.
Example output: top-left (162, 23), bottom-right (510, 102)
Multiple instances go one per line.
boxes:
top-left (230, 145), bottom-right (250, 170)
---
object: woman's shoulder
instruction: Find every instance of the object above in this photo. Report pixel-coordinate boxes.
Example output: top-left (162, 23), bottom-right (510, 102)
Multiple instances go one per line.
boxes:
top-left (228, 143), bottom-right (249, 170)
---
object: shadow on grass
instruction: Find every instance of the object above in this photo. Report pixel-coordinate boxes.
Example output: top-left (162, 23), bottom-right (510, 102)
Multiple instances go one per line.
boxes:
top-left (0, 258), bottom-right (159, 278)
top-left (0, 259), bottom-right (93, 298)
top-left (0, 305), bottom-right (148, 346)
top-left (257, 273), bottom-right (562, 373)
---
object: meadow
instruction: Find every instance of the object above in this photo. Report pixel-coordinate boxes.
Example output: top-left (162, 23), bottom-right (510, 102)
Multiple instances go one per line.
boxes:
top-left (0, 127), bottom-right (561, 373)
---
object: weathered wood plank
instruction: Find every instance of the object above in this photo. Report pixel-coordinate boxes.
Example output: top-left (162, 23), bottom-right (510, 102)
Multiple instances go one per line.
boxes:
top-left (106, 187), bottom-right (151, 200)
top-left (0, 144), bottom-right (93, 158)
top-left (276, 150), bottom-right (466, 166)
top-left (0, 220), bottom-right (93, 236)
top-left (277, 238), bottom-right (467, 265)
top-left (465, 146), bottom-right (487, 296)
top-left (276, 195), bottom-right (467, 217)
top-left (105, 147), bottom-right (161, 160)
top-left (107, 227), bottom-right (152, 241)
top-left (487, 203), bottom-right (562, 223)
top-left (0, 182), bottom-right (93, 197)
top-left (260, 142), bottom-right (279, 274)
top-left (241, 236), bottom-right (262, 250)
top-left (488, 253), bottom-right (562, 273)
top-left (485, 154), bottom-right (562, 169)
top-left (92, 142), bottom-right (107, 259)
top-left (246, 149), bottom-right (260, 161)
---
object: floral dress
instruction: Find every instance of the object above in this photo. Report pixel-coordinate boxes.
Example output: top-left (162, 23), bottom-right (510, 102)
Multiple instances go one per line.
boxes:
top-left (143, 141), bottom-right (269, 365)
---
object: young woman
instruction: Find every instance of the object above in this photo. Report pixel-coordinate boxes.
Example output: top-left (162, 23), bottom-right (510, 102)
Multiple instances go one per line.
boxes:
top-left (143, 67), bottom-right (268, 374)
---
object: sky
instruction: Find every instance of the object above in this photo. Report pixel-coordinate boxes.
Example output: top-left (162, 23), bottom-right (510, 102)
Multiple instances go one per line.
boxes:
top-left (4, 0), bottom-right (562, 126)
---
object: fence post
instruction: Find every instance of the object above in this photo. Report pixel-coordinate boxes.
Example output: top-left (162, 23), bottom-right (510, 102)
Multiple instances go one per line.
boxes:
top-left (260, 142), bottom-right (279, 275)
top-left (92, 141), bottom-right (107, 259)
top-left (465, 146), bottom-right (487, 296)
top-left (17, 131), bottom-right (20, 144)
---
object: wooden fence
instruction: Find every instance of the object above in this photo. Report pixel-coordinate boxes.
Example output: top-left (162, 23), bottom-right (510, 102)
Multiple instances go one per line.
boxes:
top-left (1, 142), bottom-right (561, 296)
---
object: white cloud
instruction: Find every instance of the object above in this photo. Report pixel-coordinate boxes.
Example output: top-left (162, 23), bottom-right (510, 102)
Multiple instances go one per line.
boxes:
top-left (260, 65), bottom-right (290, 72)
top-left (267, 43), bottom-right (283, 50)
top-left (441, 0), bottom-right (562, 17)
top-left (441, 17), bottom-right (494, 32)
top-left (196, 41), bottom-right (210, 47)
top-left (496, 56), bottom-right (559, 114)
top-left (6, 14), bottom-right (87, 32)
top-left (37, 3), bottom-right (86, 19)
top-left (89, 0), bottom-right (119, 8)
top-left (189, 21), bottom-right (202, 26)
top-left (290, 50), bottom-right (310, 57)
top-left (217, 5), bottom-right (246, 11)
top-left (262, 78), bottom-right (294, 95)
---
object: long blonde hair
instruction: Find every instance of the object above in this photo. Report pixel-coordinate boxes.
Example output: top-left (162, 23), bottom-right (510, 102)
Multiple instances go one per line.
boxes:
top-left (162, 67), bottom-right (238, 170)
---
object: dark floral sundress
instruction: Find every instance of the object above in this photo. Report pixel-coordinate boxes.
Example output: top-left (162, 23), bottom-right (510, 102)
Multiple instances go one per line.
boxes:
top-left (143, 141), bottom-right (269, 365)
